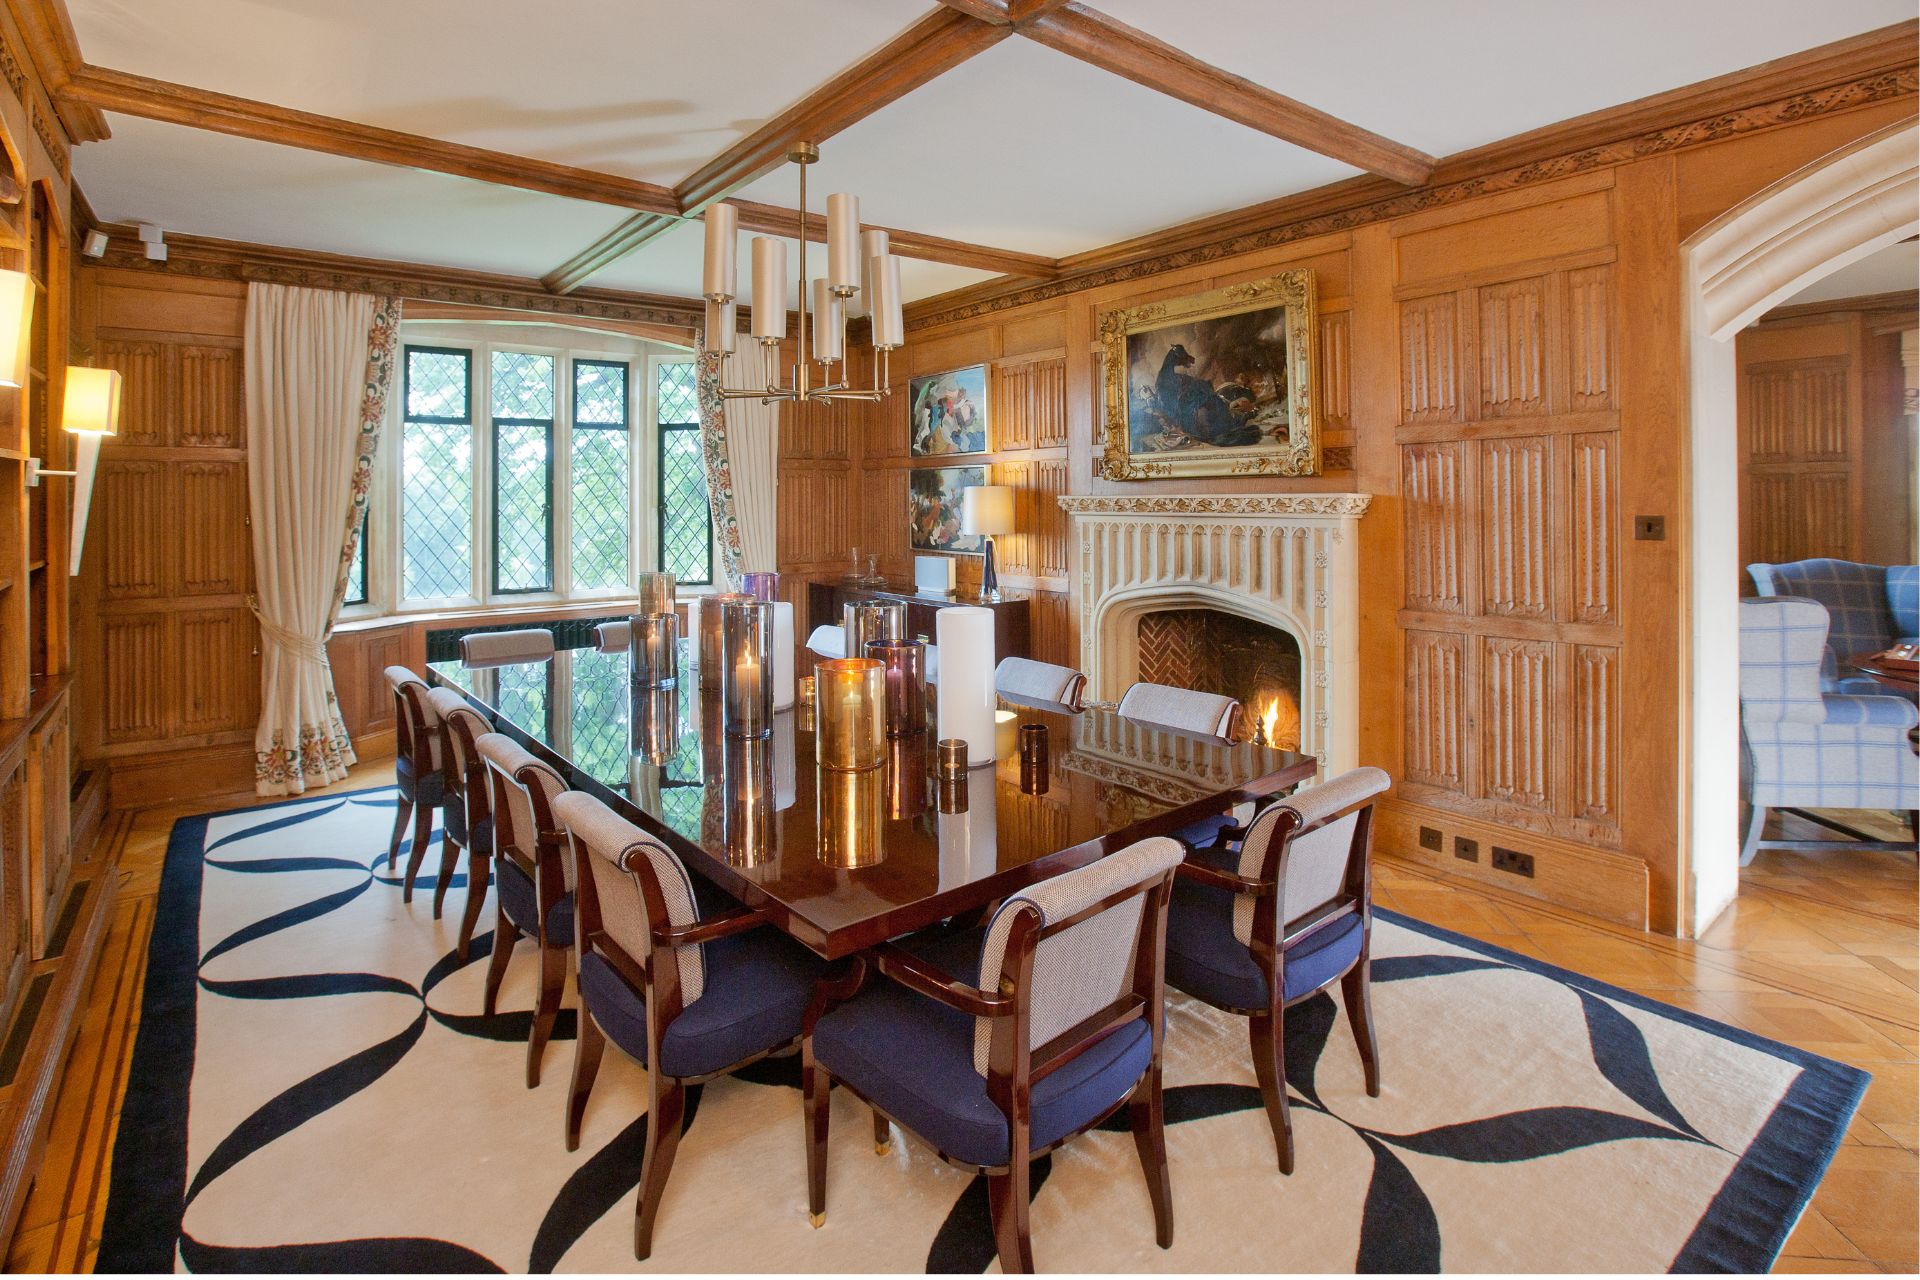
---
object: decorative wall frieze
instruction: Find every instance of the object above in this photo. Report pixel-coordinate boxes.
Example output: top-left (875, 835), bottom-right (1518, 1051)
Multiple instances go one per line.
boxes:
top-left (30, 103), bottom-right (63, 174)
top-left (1057, 493), bottom-right (1372, 517)
top-left (0, 31), bottom-right (25, 103)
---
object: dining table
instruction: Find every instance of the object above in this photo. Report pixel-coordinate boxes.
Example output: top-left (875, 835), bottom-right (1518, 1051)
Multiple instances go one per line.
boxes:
top-left (428, 638), bottom-right (1318, 959)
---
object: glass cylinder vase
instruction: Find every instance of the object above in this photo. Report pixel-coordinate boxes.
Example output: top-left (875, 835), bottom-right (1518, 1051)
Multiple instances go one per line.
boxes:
top-left (635, 570), bottom-right (676, 618)
top-left (741, 570), bottom-right (779, 603)
top-left (631, 684), bottom-right (680, 765)
top-left (720, 598), bottom-right (774, 739)
top-left (722, 735), bottom-right (775, 865)
top-left (867, 638), bottom-right (926, 738)
top-left (843, 600), bottom-right (906, 665)
top-left (630, 610), bottom-right (678, 689)
top-left (814, 657), bottom-right (885, 771)
top-left (699, 591), bottom-right (752, 690)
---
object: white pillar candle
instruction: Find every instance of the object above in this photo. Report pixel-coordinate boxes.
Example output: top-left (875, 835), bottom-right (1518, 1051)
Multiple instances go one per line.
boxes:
top-left (810, 279), bottom-right (844, 363)
top-left (935, 605), bottom-right (995, 765)
top-left (826, 193), bottom-right (860, 292)
top-left (702, 202), bottom-right (738, 301)
top-left (704, 299), bottom-right (735, 354)
top-left (937, 776), bottom-right (998, 890)
top-left (772, 601), bottom-right (796, 709)
top-left (750, 237), bottom-right (787, 339)
top-left (870, 252), bottom-right (904, 349)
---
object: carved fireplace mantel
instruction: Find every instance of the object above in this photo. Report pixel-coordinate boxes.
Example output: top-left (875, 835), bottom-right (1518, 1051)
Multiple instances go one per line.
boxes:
top-left (1059, 491), bottom-right (1372, 774)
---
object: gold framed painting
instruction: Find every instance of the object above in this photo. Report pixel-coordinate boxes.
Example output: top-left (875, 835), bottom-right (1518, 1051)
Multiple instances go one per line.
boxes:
top-left (1098, 269), bottom-right (1320, 480)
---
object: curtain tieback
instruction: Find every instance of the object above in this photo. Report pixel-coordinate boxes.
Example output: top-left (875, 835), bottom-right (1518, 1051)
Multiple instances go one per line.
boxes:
top-left (251, 607), bottom-right (329, 665)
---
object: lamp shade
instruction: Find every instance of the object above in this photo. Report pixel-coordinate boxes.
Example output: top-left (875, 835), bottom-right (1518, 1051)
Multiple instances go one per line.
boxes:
top-left (62, 366), bottom-right (122, 436)
top-left (0, 268), bottom-right (33, 389)
top-left (960, 484), bottom-right (1013, 537)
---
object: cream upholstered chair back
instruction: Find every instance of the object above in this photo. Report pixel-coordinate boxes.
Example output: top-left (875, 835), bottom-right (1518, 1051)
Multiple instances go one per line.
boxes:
top-left (594, 620), bottom-right (632, 652)
top-left (553, 790), bottom-right (707, 1001)
top-left (425, 687), bottom-right (490, 781)
top-left (476, 733), bottom-right (574, 890)
top-left (1230, 767), bottom-right (1390, 944)
top-left (384, 665), bottom-right (444, 768)
top-left (460, 628), bottom-right (557, 666)
top-left (970, 836), bottom-right (1185, 1074)
top-left (994, 657), bottom-right (1086, 709)
top-left (1116, 681), bottom-right (1238, 741)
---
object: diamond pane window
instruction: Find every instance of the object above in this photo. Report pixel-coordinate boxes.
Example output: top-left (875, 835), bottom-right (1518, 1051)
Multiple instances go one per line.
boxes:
top-left (572, 361), bottom-right (630, 592)
top-left (402, 345), bottom-right (475, 600)
top-left (491, 350), bottom-right (555, 420)
top-left (568, 653), bottom-right (630, 783)
top-left (406, 347), bottom-right (469, 421)
top-left (656, 361), bottom-right (711, 586)
top-left (497, 663), bottom-right (550, 741)
top-left (343, 510), bottom-right (367, 606)
top-left (492, 350), bottom-right (555, 594)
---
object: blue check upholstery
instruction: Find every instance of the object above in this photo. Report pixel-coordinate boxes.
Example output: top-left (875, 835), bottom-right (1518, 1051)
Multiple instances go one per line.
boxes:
top-left (811, 929), bottom-right (1153, 1167)
top-left (1740, 598), bottom-right (1918, 811)
top-left (495, 860), bottom-right (574, 947)
top-left (1749, 559), bottom-right (1916, 694)
top-left (579, 926), bottom-right (825, 1078)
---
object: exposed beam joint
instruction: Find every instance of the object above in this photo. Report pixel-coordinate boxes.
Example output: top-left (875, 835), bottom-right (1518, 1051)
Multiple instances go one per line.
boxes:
top-left (728, 199), bottom-right (1060, 278)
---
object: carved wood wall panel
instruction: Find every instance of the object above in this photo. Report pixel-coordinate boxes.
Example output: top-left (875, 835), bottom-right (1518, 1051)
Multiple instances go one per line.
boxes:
top-left (98, 461), bottom-right (166, 599)
top-left (101, 613), bottom-right (167, 743)
top-left (177, 344), bottom-right (244, 448)
top-left (179, 461), bottom-right (249, 596)
top-left (1479, 277), bottom-right (1549, 417)
top-left (1480, 435), bottom-right (1552, 619)
top-left (1745, 359), bottom-right (1848, 460)
top-left (1745, 473), bottom-right (1798, 564)
top-left (1403, 629), bottom-right (1465, 794)
top-left (776, 465), bottom-right (852, 568)
top-left (1481, 636), bottom-right (1553, 812)
top-left (1320, 310), bottom-right (1351, 431)
top-left (1029, 589), bottom-right (1074, 669)
top-left (1402, 442), bottom-right (1468, 614)
top-left (1569, 432), bottom-right (1617, 625)
top-left (97, 339), bottom-right (166, 447)
top-left (784, 394), bottom-right (850, 460)
top-left (1572, 643), bottom-right (1619, 830)
top-left (1399, 292), bottom-right (1460, 424)
top-left (177, 610), bottom-right (257, 735)
top-left (992, 356), bottom-right (1067, 453)
top-left (1566, 266), bottom-right (1614, 410)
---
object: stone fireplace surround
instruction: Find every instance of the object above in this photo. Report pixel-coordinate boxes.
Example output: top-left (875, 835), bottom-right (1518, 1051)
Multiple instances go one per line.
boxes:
top-left (1059, 494), bottom-right (1372, 775)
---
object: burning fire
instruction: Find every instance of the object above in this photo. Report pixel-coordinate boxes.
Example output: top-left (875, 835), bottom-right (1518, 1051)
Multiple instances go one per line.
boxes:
top-left (1255, 696), bottom-right (1282, 747)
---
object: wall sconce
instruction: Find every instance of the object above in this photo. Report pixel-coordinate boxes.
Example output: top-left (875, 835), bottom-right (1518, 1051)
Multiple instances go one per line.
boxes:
top-left (25, 366), bottom-right (122, 575)
top-left (0, 268), bottom-right (33, 388)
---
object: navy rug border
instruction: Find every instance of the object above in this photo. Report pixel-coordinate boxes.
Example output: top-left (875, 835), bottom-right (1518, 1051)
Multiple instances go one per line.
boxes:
top-left (93, 792), bottom-right (1867, 1274)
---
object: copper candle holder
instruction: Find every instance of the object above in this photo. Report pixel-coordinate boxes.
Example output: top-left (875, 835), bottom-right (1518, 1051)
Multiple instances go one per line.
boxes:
top-left (720, 598), bottom-right (774, 739)
top-left (868, 638), bottom-right (926, 738)
top-left (936, 737), bottom-right (968, 782)
top-left (741, 570), bottom-right (779, 603)
top-left (843, 600), bottom-right (906, 664)
top-left (885, 733), bottom-right (929, 820)
top-left (699, 591), bottom-right (752, 690)
top-left (1018, 722), bottom-right (1049, 795)
top-left (815, 658), bottom-right (886, 771)
top-left (630, 610), bottom-right (678, 689)
top-left (635, 570), bottom-right (676, 618)
top-left (818, 764), bottom-right (885, 868)
top-left (631, 685), bottom-right (680, 765)
top-left (796, 674), bottom-right (816, 732)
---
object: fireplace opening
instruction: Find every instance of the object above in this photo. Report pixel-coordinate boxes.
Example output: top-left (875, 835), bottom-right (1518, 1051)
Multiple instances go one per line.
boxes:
top-left (1135, 608), bottom-right (1302, 750)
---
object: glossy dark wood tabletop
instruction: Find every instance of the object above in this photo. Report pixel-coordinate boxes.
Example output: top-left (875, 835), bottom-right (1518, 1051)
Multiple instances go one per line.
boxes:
top-left (429, 641), bottom-right (1315, 958)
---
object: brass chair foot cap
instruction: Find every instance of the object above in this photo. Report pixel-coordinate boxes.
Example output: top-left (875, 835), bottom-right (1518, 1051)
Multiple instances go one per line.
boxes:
top-left (809, 1212), bottom-right (826, 1229)
top-left (874, 1141), bottom-right (891, 1156)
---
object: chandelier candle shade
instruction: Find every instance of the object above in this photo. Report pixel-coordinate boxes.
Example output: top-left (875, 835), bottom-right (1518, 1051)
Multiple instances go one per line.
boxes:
top-left (815, 657), bottom-right (885, 772)
top-left (935, 606), bottom-right (996, 765)
top-left (721, 599), bottom-right (774, 739)
top-left (699, 142), bottom-right (904, 403)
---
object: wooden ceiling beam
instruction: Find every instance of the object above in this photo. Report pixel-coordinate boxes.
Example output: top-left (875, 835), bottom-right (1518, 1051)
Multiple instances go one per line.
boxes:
top-left (58, 65), bottom-right (685, 213)
top-left (728, 198), bottom-right (1060, 278)
top-left (11, 0), bottom-right (110, 142)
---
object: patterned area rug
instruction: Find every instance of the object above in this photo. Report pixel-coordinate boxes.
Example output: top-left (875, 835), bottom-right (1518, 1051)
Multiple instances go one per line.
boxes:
top-left (99, 788), bottom-right (1865, 1273)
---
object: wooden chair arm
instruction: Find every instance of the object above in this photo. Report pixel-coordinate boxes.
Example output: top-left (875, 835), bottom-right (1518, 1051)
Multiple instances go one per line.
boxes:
top-left (654, 906), bottom-right (767, 947)
top-left (1176, 861), bottom-right (1269, 895)
top-left (1281, 899), bottom-right (1360, 947)
top-left (870, 942), bottom-right (1011, 1018)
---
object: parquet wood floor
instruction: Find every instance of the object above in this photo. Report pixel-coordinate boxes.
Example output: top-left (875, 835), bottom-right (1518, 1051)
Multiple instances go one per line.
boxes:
top-left (5, 773), bottom-right (1913, 1272)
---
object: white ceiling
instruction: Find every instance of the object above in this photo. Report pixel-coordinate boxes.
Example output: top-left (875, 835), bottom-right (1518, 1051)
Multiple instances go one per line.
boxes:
top-left (1781, 239), bottom-right (1918, 305)
top-left (64, 0), bottom-right (1915, 305)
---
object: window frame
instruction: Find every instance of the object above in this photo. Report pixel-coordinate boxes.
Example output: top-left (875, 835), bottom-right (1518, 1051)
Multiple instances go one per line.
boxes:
top-left (569, 357), bottom-right (637, 597)
top-left (397, 343), bottom-right (480, 610)
top-left (487, 348), bottom-right (559, 597)
top-left (650, 352), bottom-right (714, 589)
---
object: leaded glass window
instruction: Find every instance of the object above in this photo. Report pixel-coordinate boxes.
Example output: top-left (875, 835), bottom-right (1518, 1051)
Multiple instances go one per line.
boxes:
top-left (567, 650), bottom-right (629, 784)
top-left (402, 346), bottom-right (474, 600)
top-left (492, 350), bottom-right (554, 594)
top-left (572, 360), bottom-right (630, 592)
top-left (343, 510), bottom-right (367, 607)
top-left (656, 361), bottom-right (711, 586)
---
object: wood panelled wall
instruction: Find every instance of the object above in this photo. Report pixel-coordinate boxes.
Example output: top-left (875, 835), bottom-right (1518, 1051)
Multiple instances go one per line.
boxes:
top-left (797, 94), bottom-right (1917, 933)
top-left (1736, 297), bottom-right (1916, 572)
top-left (71, 269), bottom-right (257, 805)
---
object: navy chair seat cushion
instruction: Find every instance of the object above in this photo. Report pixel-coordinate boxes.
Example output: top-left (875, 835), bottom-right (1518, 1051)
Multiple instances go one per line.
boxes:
top-left (580, 925), bottom-right (825, 1078)
top-left (1165, 863), bottom-right (1364, 1011)
top-left (442, 802), bottom-right (492, 854)
top-left (395, 757), bottom-right (444, 806)
top-left (811, 929), bottom-right (1153, 1169)
top-left (1170, 810), bottom-right (1241, 852)
top-left (495, 859), bottom-right (574, 946)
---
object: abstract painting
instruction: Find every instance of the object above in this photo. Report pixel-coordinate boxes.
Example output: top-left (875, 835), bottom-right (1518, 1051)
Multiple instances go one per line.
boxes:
top-left (908, 465), bottom-right (986, 554)
top-left (908, 364), bottom-right (989, 457)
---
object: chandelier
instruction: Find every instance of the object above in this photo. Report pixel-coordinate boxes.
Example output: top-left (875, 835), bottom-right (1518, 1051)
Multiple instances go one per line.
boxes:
top-left (700, 142), bottom-right (904, 404)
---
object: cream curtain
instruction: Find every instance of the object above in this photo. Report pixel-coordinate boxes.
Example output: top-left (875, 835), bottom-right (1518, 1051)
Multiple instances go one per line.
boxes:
top-left (245, 283), bottom-right (401, 796)
top-left (694, 334), bottom-right (779, 587)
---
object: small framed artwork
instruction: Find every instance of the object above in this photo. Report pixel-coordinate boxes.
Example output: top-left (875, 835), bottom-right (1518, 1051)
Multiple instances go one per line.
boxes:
top-left (908, 364), bottom-right (990, 457)
top-left (1098, 269), bottom-right (1320, 480)
top-left (908, 465), bottom-right (986, 555)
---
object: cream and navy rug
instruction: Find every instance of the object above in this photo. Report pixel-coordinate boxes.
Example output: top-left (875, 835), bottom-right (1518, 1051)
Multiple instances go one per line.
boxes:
top-left (99, 788), bottom-right (1865, 1273)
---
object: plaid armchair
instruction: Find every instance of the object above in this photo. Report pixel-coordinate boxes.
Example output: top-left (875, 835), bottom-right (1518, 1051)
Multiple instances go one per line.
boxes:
top-left (1748, 559), bottom-right (1919, 694)
top-left (1738, 597), bottom-right (1917, 864)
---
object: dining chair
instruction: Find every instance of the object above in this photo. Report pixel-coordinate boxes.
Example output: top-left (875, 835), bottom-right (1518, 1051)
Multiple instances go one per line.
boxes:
top-left (382, 666), bottom-right (445, 877)
top-left (1116, 680), bottom-right (1239, 741)
top-left (1163, 765), bottom-right (1390, 1173)
top-left (804, 836), bottom-right (1186, 1274)
top-left (552, 789), bottom-right (826, 1261)
top-left (994, 656), bottom-right (1085, 709)
top-left (805, 624), bottom-right (846, 659)
top-left (460, 627), bottom-right (557, 666)
top-left (425, 687), bottom-right (495, 959)
top-left (476, 732), bottom-right (575, 1087)
top-left (594, 619), bottom-right (631, 652)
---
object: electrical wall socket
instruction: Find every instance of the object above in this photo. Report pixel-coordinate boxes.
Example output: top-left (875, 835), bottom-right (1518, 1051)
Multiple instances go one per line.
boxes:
top-left (1453, 836), bottom-right (1478, 863)
top-left (1418, 826), bottom-right (1443, 851)
top-left (1491, 846), bottom-right (1535, 878)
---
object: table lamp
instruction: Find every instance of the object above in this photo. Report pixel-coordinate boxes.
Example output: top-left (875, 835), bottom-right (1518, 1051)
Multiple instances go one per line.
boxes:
top-left (960, 484), bottom-right (1013, 599)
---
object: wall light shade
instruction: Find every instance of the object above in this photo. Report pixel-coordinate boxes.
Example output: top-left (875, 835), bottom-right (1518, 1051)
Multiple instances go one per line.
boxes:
top-left (63, 366), bottom-right (122, 436)
top-left (960, 484), bottom-right (1014, 537)
top-left (0, 268), bottom-right (34, 389)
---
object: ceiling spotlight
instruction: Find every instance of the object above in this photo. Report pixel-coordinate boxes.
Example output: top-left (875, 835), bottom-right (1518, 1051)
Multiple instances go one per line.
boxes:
top-left (82, 229), bottom-right (108, 258)
top-left (136, 222), bottom-right (162, 244)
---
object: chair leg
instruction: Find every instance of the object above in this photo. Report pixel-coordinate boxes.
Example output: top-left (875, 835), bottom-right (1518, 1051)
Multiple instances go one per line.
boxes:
top-left (1342, 958), bottom-right (1381, 1098)
top-left (803, 1040), bottom-right (830, 1226)
top-left (872, 1107), bottom-right (891, 1155)
top-left (1128, 1065), bottom-right (1173, 1249)
top-left (986, 1162), bottom-right (1035, 1275)
top-left (1249, 1009), bottom-right (1294, 1174)
top-left (403, 800), bottom-right (433, 902)
top-left (526, 938), bottom-right (567, 1088)
top-left (565, 1011), bottom-right (605, 1152)
top-left (634, 1078), bottom-right (686, 1261)
top-left (432, 834), bottom-right (459, 920)
top-left (482, 910), bottom-right (520, 1017)
top-left (456, 850), bottom-right (489, 964)
top-left (1740, 803), bottom-right (1768, 867)
top-left (386, 791), bottom-right (413, 871)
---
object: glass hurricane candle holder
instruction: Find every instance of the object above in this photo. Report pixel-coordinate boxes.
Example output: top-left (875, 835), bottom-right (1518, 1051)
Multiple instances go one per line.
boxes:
top-left (722, 736), bottom-right (775, 865)
top-left (699, 591), bottom-right (752, 689)
top-left (885, 732), bottom-right (929, 821)
top-left (868, 638), bottom-right (926, 738)
top-left (815, 657), bottom-right (885, 771)
top-left (796, 674), bottom-right (816, 732)
top-left (635, 570), bottom-right (676, 618)
top-left (1018, 722), bottom-right (1049, 796)
top-left (630, 610), bottom-right (678, 689)
top-left (741, 571), bottom-right (779, 603)
top-left (631, 685), bottom-right (680, 765)
top-left (843, 600), bottom-right (906, 665)
top-left (720, 598), bottom-right (774, 739)
top-left (818, 764), bottom-right (885, 868)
